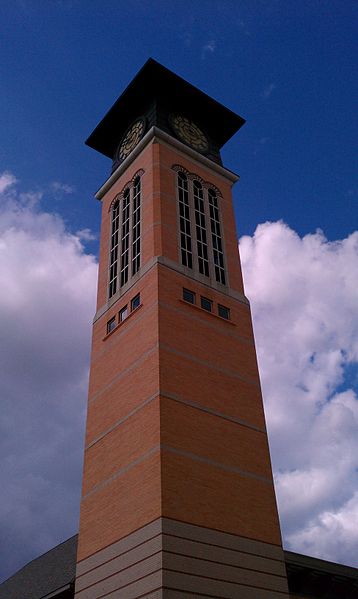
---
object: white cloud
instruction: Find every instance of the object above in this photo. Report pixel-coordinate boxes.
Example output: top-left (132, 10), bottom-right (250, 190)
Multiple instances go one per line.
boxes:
top-left (76, 228), bottom-right (96, 242)
top-left (240, 221), bottom-right (358, 567)
top-left (0, 171), bottom-right (17, 193)
top-left (201, 39), bottom-right (216, 58)
top-left (1, 171), bottom-right (357, 579)
top-left (262, 82), bottom-right (276, 98)
top-left (0, 172), bottom-right (97, 582)
top-left (288, 489), bottom-right (358, 564)
top-left (51, 181), bottom-right (75, 195)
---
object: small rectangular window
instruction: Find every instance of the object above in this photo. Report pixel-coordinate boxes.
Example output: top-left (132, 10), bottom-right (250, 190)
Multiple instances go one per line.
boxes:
top-left (131, 293), bottom-right (140, 311)
top-left (183, 288), bottom-right (195, 304)
top-left (200, 296), bottom-right (212, 312)
top-left (218, 304), bottom-right (230, 320)
top-left (119, 305), bottom-right (128, 322)
top-left (107, 316), bottom-right (116, 334)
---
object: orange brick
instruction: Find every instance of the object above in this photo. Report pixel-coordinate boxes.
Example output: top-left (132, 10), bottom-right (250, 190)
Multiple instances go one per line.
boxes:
top-left (77, 136), bottom-right (282, 569)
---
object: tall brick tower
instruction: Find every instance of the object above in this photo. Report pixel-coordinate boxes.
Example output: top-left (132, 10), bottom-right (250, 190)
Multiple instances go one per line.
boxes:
top-left (75, 60), bottom-right (289, 598)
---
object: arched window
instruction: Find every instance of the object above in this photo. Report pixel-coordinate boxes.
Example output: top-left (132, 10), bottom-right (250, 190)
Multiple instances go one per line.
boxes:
top-left (208, 188), bottom-right (226, 285)
top-left (109, 200), bottom-right (120, 297)
top-left (132, 176), bottom-right (141, 276)
top-left (109, 175), bottom-right (142, 298)
top-left (178, 172), bottom-right (193, 268)
top-left (120, 188), bottom-right (130, 287)
top-left (176, 171), bottom-right (226, 285)
top-left (193, 181), bottom-right (209, 277)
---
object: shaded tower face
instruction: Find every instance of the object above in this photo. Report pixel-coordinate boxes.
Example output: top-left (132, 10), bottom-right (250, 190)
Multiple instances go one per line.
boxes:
top-left (75, 60), bottom-right (289, 598)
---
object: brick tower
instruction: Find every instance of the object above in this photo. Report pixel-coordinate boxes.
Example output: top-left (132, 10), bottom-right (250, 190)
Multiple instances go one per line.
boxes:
top-left (75, 60), bottom-right (289, 598)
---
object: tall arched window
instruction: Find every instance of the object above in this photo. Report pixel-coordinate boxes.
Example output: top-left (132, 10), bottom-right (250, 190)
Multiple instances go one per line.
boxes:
top-left (193, 181), bottom-right (209, 277)
top-left (109, 199), bottom-right (120, 298)
top-left (208, 188), bottom-right (226, 285)
top-left (109, 174), bottom-right (142, 298)
top-left (178, 172), bottom-right (193, 268)
top-left (120, 188), bottom-right (130, 287)
top-left (132, 176), bottom-right (141, 276)
top-left (176, 170), bottom-right (227, 285)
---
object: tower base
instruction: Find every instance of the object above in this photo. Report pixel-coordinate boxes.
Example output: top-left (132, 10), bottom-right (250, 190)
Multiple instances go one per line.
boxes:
top-left (75, 518), bottom-right (289, 598)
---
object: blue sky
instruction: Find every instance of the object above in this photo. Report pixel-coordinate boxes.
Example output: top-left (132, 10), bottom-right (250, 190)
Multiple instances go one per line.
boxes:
top-left (1, 1), bottom-right (357, 243)
top-left (0, 0), bottom-right (357, 583)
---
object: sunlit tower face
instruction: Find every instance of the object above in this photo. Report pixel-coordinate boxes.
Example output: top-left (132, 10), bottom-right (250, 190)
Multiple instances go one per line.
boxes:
top-left (74, 59), bottom-right (289, 598)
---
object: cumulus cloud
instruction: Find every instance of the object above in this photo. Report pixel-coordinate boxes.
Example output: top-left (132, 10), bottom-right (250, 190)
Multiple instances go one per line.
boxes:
top-left (262, 82), bottom-right (276, 98)
top-left (1, 174), bottom-right (357, 580)
top-left (51, 181), bottom-right (75, 195)
top-left (0, 171), bottom-right (17, 193)
top-left (0, 172), bottom-right (97, 582)
top-left (76, 228), bottom-right (96, 242)
top-left (201, 39), bottom-right (216, 58)
top-left (240, 221), bottom-right (358, 567)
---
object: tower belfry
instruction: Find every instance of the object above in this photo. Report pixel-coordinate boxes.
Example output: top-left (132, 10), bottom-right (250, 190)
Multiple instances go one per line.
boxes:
top-left (75, 59), bottom-right (289, 598)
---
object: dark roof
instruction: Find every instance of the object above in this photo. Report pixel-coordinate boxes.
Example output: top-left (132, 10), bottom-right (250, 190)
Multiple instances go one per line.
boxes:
top-left (2, 536), bottom-right (358, 599)
top-left (285, 550), bottom-right (358, 598)
top-left (86, 58), bottom-right (245, 159)
top-left (0, 536), bottom-right (77, 599)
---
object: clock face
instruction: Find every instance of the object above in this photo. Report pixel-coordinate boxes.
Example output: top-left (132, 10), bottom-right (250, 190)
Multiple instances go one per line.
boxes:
top-left (170, 114), bottom-right (209, 152)
top-left (118, 119), bottom-right (145, 160)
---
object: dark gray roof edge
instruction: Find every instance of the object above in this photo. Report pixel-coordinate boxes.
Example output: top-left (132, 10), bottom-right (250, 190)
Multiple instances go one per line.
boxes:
top-left (3, 535), bottom-right (78, 584)
top-left (41, 583), bottom-right (72, 599)
top-left (85, 57), bottom-right (245, 157)
top-left (86, 57), bottom-right (244, 142)
top-left (0, 534), bottom-right (78, 599)
top-left (2, 536), bottom-right (357, 596)
top-left (284, 549), bottom-right (358, 579)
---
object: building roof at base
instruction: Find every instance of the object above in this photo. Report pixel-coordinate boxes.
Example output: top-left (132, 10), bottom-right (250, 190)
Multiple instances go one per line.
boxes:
top-left (0, 536), bottom-right (77, 599)
top-left (1, 534), bottom-right (357, 599)
top-left (285, 550), bottom-right (358, 598)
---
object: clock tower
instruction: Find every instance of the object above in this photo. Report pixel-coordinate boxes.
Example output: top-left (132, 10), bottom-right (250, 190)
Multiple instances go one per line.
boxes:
top-left (75, 59), bottom-right (289, 598)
